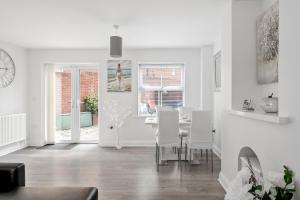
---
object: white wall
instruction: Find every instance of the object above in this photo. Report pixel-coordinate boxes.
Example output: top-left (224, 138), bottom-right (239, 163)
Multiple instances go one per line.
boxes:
top-left (200, 46), bottom-right (214, 111)
top-left (0, 41), bottom-right (28, 115)
top-left (0, 41), bottom-right (28, 154)
top-left (219, 0), bottom-right (300, 198)
top-left (232, 0), bottom-right (261, 111)
top-left (262, 0), bottom-right (278, 10)
top-left (231, 0), bottom-right (278, 112)
top-left (27, 48), bottom-right (203, 146)
top-left (212, 0), bottom-right (232, 156)
top-left (259, 0), bottom-right (279, 101)
top-left (212, 0), bottom-right (279, 159)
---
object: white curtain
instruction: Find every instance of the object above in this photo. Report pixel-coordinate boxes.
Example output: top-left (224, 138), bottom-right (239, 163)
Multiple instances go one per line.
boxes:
top-left (46, 64), bottom-right (56, 144)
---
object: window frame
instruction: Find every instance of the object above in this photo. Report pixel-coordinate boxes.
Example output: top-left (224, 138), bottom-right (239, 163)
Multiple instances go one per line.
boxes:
top-left (137, 62), bottom-right (186, 116)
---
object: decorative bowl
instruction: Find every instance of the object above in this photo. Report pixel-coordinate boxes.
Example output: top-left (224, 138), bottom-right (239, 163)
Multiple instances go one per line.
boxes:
top-left (260, 97), bottom-right (278, 113)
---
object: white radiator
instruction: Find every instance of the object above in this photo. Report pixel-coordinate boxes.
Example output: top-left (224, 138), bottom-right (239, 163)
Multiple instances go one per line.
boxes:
top-left (0, 113), bottom-right (26, 147)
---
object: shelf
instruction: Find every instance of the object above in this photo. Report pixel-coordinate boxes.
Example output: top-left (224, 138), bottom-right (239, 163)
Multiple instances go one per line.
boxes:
top-left (228, 110), bottom-right (289, 124)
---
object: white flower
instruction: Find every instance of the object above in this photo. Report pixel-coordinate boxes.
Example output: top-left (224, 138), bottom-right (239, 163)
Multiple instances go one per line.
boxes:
top-left (269, 186), bottom-right (277, 199)
top-left (255, 188), bottom-right (264, 198)
top-left (225, 168), bottom-right (254, 200)
top-left (286, 183), bottom-right (295, 190)
top-left (267, 171), bottom-right (286, 188)
top-left (225, 184), bottom-right (254, 200)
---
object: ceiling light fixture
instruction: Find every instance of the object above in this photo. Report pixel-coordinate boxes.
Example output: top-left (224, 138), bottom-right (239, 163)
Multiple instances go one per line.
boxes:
top-left (110, 25), bottom-right (122, 58)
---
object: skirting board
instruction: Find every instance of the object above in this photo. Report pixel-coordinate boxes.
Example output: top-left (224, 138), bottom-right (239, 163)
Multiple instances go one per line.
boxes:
top-left (99, 140), bottom-right (155, 147)
top-left (218, 171), bottom-right (230, 192)
top-left (213, 144), bottom-right (221, 159)
top-left (0, 140), bottom-right (27, 156)
top-left (28, 140), bottom-right (46, 147)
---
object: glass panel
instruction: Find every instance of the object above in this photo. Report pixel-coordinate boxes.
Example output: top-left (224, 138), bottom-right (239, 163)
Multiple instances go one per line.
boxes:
top-left (161, 68), bottom-right (182, 87)
top-left (161, 91), bottom-right (183, 108)
top-left (140, 67), bottom-right (162, 88)
top-left (55, 68), bottom-right (72, 141)
top-left (138, 64), bottom-right (185, 116)
top-left (79, 69), bottom-right (99, 141)
top-left (138, 90), bottom-right (159, 115)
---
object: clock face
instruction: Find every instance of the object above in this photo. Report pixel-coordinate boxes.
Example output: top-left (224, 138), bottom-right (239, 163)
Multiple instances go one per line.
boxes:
top-left (0, 49), bottom-right (15, 88)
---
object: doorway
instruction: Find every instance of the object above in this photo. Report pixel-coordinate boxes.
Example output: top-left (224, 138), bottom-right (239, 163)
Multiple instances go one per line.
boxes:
top-left (48, 65), bottom-right (99, 143)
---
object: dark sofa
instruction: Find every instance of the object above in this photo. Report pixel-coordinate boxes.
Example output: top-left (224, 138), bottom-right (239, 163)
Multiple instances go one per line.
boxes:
top-left (0, 163), bottom-right (98, 200)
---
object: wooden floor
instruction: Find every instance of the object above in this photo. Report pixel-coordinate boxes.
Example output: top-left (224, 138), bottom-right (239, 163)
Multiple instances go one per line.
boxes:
top-left (0, 145), bottom-right (225, 200)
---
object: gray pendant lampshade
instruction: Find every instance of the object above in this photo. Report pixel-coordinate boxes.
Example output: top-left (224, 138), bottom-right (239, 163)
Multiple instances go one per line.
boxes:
top-left (110, 35), bottom-right (122, 58)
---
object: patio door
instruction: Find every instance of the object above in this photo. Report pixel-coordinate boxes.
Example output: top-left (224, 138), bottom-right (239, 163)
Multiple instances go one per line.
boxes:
top-left (54, 65), bottom-right (99, 143)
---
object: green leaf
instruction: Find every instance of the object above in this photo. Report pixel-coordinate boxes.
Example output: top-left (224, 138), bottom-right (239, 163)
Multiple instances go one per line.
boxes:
top-left (256, 185), bottom-right (263, 191)
top-left (248, 166), bottom-right (296, 200)
top-left (286, 189), bottom-right (296, 192)
top-left (83, 95), bottom-right (98, 114)
top-left (283, 192), bottom-right (293, 200)
top-left (284, 174), bottom-right (293, 185)
top-left (262, 193), bottom-right (272, 200)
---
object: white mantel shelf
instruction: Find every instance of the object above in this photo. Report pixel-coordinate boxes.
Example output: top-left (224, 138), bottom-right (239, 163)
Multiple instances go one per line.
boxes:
top-left (228, 110), bottom-right (289, 124)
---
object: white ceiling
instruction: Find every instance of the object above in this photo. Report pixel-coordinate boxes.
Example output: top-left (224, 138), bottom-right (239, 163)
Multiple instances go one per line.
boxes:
top-left (0, 0), bottom-right (223, 48)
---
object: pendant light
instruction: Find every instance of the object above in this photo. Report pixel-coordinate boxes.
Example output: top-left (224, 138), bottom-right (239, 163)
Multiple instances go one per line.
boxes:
top-left (110, 25), bottom-right (122, 58)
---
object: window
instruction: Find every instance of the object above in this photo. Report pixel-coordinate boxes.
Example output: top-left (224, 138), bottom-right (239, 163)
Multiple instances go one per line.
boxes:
top-left (138, 63), bottom-right (185, 116)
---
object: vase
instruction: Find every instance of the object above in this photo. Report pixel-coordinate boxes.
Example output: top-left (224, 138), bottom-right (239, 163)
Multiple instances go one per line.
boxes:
top-left (260, 97), bottom-right (278, 113)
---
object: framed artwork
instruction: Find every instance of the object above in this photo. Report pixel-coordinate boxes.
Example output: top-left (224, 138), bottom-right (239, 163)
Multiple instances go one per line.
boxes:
top-left (107, 60), bottom-right (132, 92)
top-left (214, 51), bottom-right (221, 91)
top-left (256, 1), bottom-right (279, 84)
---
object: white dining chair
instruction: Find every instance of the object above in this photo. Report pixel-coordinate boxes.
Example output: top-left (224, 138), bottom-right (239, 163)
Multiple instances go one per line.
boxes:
top-left (155, 110), bottom-right (182, 171)
top-left (177, 107), bottom-right (194, 160)
top-left (186, 110), bottom-right (214, 173)
top-left (178, 106), bottom-right (195, 119)
top-left (156, 106), bottom-right (174, 112)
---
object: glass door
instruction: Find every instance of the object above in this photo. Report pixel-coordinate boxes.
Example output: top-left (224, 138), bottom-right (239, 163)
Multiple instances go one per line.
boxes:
top-left (54, 65), bottom-right (99, 143)
top-left (79, 68), bottom-right (99, 142)
top-left (55, 67), bottom-right (74, 142)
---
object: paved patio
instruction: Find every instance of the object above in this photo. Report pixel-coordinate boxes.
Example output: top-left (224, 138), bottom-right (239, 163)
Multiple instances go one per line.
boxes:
top-left (55, 126), bottom-right (99, 142)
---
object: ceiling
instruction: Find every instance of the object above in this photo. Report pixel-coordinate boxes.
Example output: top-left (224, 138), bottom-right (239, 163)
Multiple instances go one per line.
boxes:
top-left (0, 0), bottom-right (223, 48)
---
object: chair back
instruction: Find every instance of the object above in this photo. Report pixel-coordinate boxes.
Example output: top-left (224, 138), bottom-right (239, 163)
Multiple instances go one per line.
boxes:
top-left (190, 111), bottom-right (213, 148)
top-left (178, 107), bottom-right (195, 119)
top-left (157, 110), bottom-right (180, 146)
top-left (156, 106), bottom-right (173, 112)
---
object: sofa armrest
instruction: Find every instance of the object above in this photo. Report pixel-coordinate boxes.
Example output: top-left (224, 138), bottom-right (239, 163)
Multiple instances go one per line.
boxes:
top-left (0, 163), bottom-right (25, 192)
top-left (0, 187), bottom-right (98, 200)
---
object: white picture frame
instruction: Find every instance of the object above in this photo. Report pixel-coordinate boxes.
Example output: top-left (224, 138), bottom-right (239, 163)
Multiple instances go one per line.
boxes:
top-left (107, 60), bottom-right (132, 92)
top-left (214, 51), bottom-right (222, 92)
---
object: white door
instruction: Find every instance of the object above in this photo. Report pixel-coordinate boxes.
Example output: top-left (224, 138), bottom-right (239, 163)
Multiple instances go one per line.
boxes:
top-left (54, 65), bottom-right (99, 143)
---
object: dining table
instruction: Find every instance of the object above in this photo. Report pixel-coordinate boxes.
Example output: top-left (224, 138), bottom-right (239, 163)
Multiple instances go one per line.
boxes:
top-left (144, 116), bottom-right (192, 127)
top-left (144, 116), bottom-right (194, 163)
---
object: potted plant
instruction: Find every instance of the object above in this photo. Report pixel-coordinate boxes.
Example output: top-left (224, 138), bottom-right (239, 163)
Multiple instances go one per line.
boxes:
top-left (248, 165), bottom-right (295, 200)
top-left (83, 95), bottom-right (98, 126)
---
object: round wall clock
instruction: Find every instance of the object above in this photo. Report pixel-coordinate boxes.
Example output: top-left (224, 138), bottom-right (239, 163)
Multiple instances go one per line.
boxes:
top-left (0, 49), bottom-right (15, 88)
